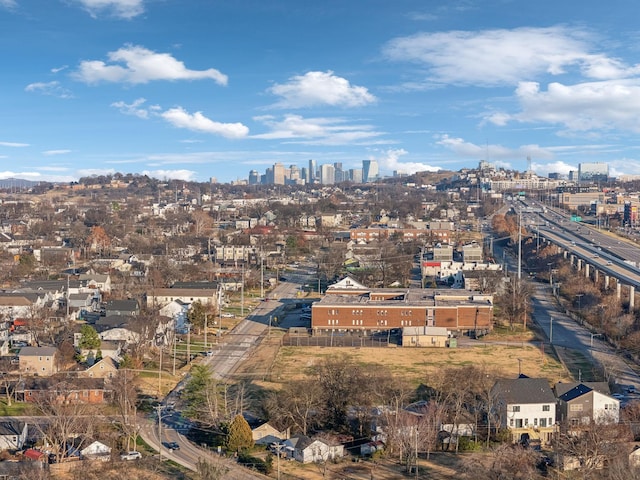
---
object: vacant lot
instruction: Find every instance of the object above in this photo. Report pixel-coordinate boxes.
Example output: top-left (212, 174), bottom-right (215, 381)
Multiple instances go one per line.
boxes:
top-left (236, 332), bottom-right (570, 390)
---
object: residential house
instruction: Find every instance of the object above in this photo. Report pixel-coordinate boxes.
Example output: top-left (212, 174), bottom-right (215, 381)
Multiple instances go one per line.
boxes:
top-left (492, 375), bottom-right (557, 444)
top-left (282, 435), bottom-right (344, 463)
top-left (251, 422), bottom-right (290, 446)
top-left (78, 273), bottom-right (111, 294)
top-left (630, 444), bottom-right (640, 469)
top-left (18, 346), bottom-right (58, 376)
top-left (555, 382), bottom-right (620, 426)
top-left (146, 288), bottom-right (219, 310)
top-left (0, 420), bottom-right (28, 450)
top-left (104, 299), bottom-right (139, 317)
top-left (73, 438), bottom-right (111, 461)
top-left (19, 377), bottom-right (109, 404)
top-left (81, 356), bottom-right (118, 379)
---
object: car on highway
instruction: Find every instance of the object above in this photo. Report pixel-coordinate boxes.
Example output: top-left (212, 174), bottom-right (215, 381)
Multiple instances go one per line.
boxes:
top-left (163, 441), bottom-right (180, 451)
top-left (121, 451), bottom-right (142, 460)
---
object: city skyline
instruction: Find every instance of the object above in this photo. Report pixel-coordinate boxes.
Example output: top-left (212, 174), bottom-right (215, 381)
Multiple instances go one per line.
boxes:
top-left (3, 1), bottom-right (640, 183)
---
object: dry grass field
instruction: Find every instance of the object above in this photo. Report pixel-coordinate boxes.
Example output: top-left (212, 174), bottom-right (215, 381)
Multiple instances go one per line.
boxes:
top-left (237, 332), bottom-right (571, 391)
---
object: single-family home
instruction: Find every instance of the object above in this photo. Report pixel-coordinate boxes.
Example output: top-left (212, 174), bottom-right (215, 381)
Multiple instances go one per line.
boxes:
top-left (81, 356), bottom-right (118, 379)
top-left (0, 420), bottom-right (28, 450)
top-left (76, 438), bottom-right (111, 461)
top-left (282, 434), bottom-right (344, 463)
top-left (251, 422), bottom-right (290, 445)
top-left (492, 375), bottom-right (557, 445)
top-left (555, 382), bottom-right (620, 426)
top-left (18, 346), bottom-right (58, 376)
top-left (19, 377), bottom-right (109, 404)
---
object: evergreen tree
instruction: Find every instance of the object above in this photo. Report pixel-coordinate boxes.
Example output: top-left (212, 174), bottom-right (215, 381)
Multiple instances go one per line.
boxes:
top-left (225, 414), bottom-right (254, 452)
top-left (78, 324), bottom-right (101, 349)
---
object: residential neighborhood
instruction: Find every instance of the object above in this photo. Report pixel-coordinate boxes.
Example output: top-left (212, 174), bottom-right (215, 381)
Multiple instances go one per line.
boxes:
top-left (0, 164), bottom-right (640, 480)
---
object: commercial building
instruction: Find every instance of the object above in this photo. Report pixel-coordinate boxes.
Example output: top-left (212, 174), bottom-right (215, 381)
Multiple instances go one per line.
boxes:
top-left (578, 162), bottom-right (609, 184)
top-left (311, 276), bottom-right (493, 336)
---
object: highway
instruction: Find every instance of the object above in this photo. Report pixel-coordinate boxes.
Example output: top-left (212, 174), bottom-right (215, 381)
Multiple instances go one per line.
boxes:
top-left (494, 205), bottom-right (640, 396)
top-left (515, 198), bottom-right (640, 291)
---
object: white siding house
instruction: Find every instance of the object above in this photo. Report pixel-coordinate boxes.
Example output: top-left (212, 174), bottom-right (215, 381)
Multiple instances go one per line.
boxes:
top-left (493, 376), bottom-right (557, 445)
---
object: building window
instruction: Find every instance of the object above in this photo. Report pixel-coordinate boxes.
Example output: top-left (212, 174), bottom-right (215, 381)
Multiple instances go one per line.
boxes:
top-left (542, 405), bottom-right (550, 412)
top-left (512, 406), bottom-right (520, 412)
top-left (570, 404), bottom-right (583, 412)
top-left (515, 419), bottom-right (523, 428)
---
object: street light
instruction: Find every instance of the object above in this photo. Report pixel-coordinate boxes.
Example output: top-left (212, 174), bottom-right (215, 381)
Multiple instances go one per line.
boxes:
top-left (575, 294), bottom-right (584, 317)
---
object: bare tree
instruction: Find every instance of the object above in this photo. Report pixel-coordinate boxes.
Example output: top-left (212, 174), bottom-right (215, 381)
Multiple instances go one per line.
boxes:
top-left (29, 384), bottom-right (96, 463)
top-left (110, 369), bottom-right (140, 451)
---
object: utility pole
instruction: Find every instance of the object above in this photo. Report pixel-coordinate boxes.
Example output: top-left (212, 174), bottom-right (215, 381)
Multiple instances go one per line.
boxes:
top-left (260, 256), bottom-right (264, 298)
top-left (172, 328), bottom-right (177, 376)
top-left (155, 404), bottom-right (163, 462)
top-left (549, 316), bottom-right (553, 344)
top-left (518, 209), bottom-right (522, 281)
top-left (204, 313), bottom-right (207, 349)
top-left (158, 342), bottom-right (163, 396)
top-left (187, 324), bottom-right (191, 363)
top-left (241, 262), bottom-right (244, 316)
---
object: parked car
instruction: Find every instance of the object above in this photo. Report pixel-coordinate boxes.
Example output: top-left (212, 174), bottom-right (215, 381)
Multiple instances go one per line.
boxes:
top-left (121, 451), bottom-right (142, 460)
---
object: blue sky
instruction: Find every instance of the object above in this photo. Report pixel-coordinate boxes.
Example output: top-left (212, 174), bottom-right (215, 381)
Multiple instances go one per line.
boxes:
top-left (2, 0), bottom-right (640, 183)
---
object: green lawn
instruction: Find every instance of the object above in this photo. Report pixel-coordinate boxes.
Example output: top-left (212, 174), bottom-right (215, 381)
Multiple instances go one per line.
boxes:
top-left (0, 400), bottom-right (30, 416)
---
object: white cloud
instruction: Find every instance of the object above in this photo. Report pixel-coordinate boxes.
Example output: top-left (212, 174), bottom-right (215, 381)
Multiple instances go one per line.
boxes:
top-left (436, 134), bottom-right (554, 161)
top-left (160, 107), bottom-right (249, 139)
top-left (141, 169), bottom-right (197, 181)
top-left (111, 98), bottom-right (150, 119)
top-left (252, 114), bottom-right (385, 145)
top-left (373, 148), bottom-right (441, 174)
top-left (531, 160), bottom-right (577, 177)
top-left (269, 71), bottom-right (377, 108)
top-left (73, 45), bottom-right (228, 85)
top-left (488, 79), bottom-right (640, 133)
top-left (0, 141), bottom-right (29, 147)
top-left (383, 26), bottom-right (640, 87)
top-left (51, 65), bottom-right (68, 74)
top-left (0, 0), bottom-right (17, 9)
top-left (42, 150), bottom-right (71, 156)
top-left (25, 81), bottom-right (73, 98)
top-left (71, 0), bottom-right (144, 19)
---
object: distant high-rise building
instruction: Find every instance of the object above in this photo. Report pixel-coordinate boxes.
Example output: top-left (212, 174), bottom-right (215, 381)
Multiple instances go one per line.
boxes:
top-left (350, 168), bottom-right (363, 183)
top-left (308, 159), bottom-right (317, 183)
top-left (334, 162), bottom-right (344, 183)
top-left (289, 165), bottom-right (300, 182)
top-left (320, 164), bottom-right (335, 185)
top-left (301, 167), bottom-right (308, 183)
top-left (265, 167), bottom-right (274, 184)
top-left (578, 162), bottom-right (609, 184)
top-left (273, 163), bottom-right (286, 185)
top-left (248, 170), bottom-right (259, 185)
top-left (362, 160), bottom-right (379, 183)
